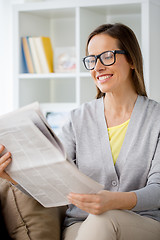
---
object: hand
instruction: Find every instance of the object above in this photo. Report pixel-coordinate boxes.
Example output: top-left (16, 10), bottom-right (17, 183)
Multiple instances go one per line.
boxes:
top-left (67, 190), bottom-right (137, 215)
top-left (67, 190), bottom-right (114, 215)
top-left (0, 144), bottom-right (17, 184)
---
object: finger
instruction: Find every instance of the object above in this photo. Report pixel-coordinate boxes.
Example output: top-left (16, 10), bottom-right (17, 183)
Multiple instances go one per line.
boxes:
top-left (68, 193), bottom-right (103, 214)
top-left (0, 157), bottom-right (12, 172)
top-left (68, 198), bottom-right (100, 215)
top-left (0, 144), bottom-right (5, 153)
top-left (68, 197), bottom-right (90, 209)
top-left (68, 193), bottom-right (98, 203)
top-left (0, 151), bottom-right (11, 164)
top-left (68, 195), bottom-right (96, 209)
top-left (3, 170), bottom-right (17, 184)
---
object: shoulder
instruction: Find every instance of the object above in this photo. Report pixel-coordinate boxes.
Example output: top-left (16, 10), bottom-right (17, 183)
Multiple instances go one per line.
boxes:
top-left (138, 95), bottom-right (160, 122)
top-left (138, 96), bottom-right (160, 109)
top-left (67, 98), bottom-right (104, 132)
top-left (70, 97), bottom-right (103, 120)
top-left (140, 95), bottom-right (160, 112)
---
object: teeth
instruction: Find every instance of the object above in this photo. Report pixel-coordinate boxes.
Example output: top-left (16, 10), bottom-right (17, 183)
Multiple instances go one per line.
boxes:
top-left (98, 75), bottom-right (111, 81)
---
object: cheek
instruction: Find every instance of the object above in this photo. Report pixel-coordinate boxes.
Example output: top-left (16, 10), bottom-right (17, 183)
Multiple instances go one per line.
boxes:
top-left (90, 70), bottom-right (94, 78)
top-left (92, 73), bottom-right (99, 87)
top-left (90, 70), bottom-right (97, 82)
top-left (116, 61), bottom-right (132, 77)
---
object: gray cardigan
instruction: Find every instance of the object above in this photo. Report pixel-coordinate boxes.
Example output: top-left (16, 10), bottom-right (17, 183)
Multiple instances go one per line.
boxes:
top-left (58, 95), bottom-right (160, 227)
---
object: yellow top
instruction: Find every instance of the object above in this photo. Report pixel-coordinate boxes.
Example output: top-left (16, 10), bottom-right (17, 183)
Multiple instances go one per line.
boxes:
top-left (107, 119), bottom-right (130, 165)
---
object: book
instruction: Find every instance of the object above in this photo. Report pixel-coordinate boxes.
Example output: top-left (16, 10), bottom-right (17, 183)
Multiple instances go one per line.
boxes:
top-left (28, 37), bottom-right (43, 73)
top-left (21, 36), bottom-right (53, 74)
top-left (21, 37), bottom-right (34, 73)
top-left (21, 39), bottom-right (29, 73)
top-left (26, 36), bottom-right (36, 73)
top-left (0, 102), bottom-right (103, 207)
top-left (34, 36), bottom-right (54, 73)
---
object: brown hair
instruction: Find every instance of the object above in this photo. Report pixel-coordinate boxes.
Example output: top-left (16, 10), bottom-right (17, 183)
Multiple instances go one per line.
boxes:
top-left (86, 23), bottom-right (147, 99)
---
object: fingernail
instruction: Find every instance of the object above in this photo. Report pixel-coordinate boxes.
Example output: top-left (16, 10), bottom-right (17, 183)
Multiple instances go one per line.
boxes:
top-left (6, 152), bottom-right (11, 157)
top-left (0, 144), bottom-right (4, 150)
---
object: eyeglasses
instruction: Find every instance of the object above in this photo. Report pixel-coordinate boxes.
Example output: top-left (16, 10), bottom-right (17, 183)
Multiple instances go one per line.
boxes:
top-left (82, 50), bottom-right (126, 70)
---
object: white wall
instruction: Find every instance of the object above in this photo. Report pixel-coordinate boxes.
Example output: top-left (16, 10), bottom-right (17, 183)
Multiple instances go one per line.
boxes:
top-left (0, 0), bottom-right (50, 116)
top-left (0, 0), bottom-right (159, 116)
top-left (0, 0), bottom-right (13, 115)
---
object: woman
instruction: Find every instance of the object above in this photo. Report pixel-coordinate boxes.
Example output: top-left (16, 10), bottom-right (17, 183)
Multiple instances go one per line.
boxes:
top-left (1, 23), bottom-right (160, 239)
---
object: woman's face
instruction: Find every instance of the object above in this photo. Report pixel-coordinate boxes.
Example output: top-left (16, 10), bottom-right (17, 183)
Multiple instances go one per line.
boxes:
top-left (87, 34), bottom-right (133, 94)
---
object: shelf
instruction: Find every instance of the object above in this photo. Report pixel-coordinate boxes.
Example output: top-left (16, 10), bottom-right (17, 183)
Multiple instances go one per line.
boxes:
top-left (84, 3), bottom-right (141, 15)
top-left (19, 72), bottom-right (91, 79)
top-left (19, 77), bottom-right (76, 107)
top-left (28, 8), bottom-right (75, 19)
top-left (80, 72), bottom-right (91, 77)
top-left (13, 0), bottom-right (160, 109)
top-left (19, 73), bottom-right (77, 79)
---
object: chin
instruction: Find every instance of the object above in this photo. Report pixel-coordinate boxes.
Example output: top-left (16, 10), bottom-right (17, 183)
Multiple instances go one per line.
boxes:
top-left (97, 82), bottom-right (118, 94)
top-left (98, 86), bottom-right (112, 94)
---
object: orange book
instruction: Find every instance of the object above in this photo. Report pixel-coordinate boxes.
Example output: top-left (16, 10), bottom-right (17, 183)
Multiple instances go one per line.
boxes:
top-left (22, 37), bottom-right (34, 73)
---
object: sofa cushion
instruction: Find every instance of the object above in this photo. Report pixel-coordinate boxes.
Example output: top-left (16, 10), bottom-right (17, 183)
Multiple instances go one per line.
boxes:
top-left (0, 179), bottom-right (66, 240)
top-left (0, 200), bottom-right (12, 239)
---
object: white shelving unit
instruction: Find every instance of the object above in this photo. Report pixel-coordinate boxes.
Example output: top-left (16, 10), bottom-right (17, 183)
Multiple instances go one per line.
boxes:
top-left (12, 0), bottom-right (160, 110)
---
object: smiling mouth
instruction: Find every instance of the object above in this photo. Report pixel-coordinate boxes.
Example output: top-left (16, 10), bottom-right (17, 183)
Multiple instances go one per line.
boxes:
top-left (97, 74), bottom-right (113, 81)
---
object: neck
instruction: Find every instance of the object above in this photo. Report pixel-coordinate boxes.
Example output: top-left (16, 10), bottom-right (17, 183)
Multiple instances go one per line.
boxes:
top-left (103, 90), bottom-right (138, 127)
top-left (104, 93), bottom-right (138, 112)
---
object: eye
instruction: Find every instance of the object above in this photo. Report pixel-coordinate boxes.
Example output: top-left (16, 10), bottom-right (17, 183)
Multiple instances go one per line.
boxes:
top-left (86, 59), bottom-right (94, 62)
top-left (103, 52), bottom-right (113, 60)
top-left (87, 57), bottom-right (95, 62)
top-left (85, 57), bottom-right (96, 65)
top-left (89, 59), bottom-right (96, 63)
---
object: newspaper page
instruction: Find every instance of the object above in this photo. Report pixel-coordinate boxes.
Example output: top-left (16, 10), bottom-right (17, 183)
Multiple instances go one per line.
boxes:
top-left (0, 103), bottom-right (103, 207)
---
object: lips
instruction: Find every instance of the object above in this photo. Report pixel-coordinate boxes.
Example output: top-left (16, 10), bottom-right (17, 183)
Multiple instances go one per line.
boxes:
top-left (97, 74), bottom-right (113, 82)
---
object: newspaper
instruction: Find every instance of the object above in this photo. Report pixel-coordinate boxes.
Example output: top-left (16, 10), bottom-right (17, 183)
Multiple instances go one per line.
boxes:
top-left (0, 103), bottom-right (103, 207)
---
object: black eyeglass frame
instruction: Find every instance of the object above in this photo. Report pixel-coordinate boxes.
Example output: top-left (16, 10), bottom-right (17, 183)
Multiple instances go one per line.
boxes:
top-left (82, 50), bottom-right (126, 70)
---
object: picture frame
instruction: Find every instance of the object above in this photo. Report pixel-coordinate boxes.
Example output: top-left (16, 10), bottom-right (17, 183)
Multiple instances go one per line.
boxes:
top-left (54, 47), bottom-right (76, 73)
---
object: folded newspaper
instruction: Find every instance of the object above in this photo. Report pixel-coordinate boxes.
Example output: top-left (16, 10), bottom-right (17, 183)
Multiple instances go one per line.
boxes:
top-left (0, 102), bottom-right (103, 207)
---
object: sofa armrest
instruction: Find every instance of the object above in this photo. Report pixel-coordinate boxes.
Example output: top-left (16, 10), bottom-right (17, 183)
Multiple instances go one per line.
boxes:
top-left (0, 178), bottom-right (67, 240)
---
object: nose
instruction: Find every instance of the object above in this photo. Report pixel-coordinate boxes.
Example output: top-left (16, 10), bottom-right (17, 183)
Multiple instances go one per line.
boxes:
top-left (94, 58), bottom-right (105, 72)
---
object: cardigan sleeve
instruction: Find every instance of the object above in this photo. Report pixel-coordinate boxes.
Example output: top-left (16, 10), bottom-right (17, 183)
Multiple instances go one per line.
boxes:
top-left (132, 137), bottom-right (160, 211)
top-left (57, 113), bottom-right (76, 164)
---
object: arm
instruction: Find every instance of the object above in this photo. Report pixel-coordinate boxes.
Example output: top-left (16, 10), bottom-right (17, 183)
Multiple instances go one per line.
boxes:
top-left (68, 136), bottom-right (160, 215)
top-left (67, 191), bottom-right (137, 215)
top-left (60, 112), bottom-right (137, 214)
top-left (58, 114), bottom-right (76, 163)
top-left (0, 144), bottom-right (17, 185)
top-left (0, 144), bottom-right (37, 197)
top-left (132, 136), bottom-right (160, 212)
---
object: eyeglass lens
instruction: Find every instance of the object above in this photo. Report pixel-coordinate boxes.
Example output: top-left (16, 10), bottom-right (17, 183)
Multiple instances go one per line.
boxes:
top-left (84, 51), bottom-right (115, 70)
